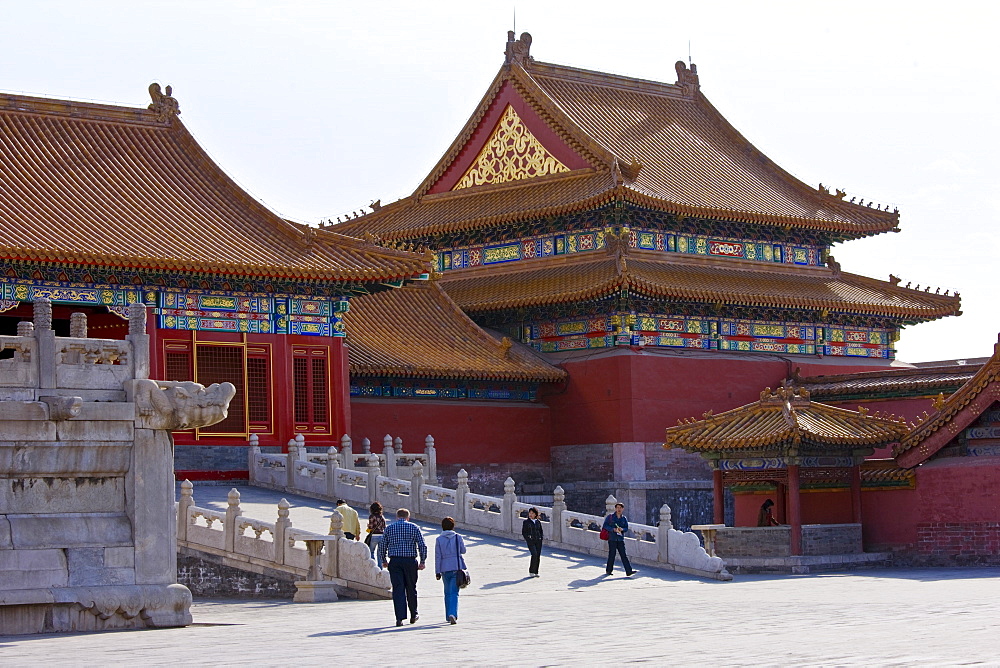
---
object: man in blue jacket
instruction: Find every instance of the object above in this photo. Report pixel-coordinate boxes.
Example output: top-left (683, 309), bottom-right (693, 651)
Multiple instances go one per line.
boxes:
top-left (603, 503), bottom-right (637, 576)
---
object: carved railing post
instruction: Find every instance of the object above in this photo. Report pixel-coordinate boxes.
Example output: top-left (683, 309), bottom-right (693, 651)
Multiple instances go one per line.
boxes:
top-left (177, 479), bottom-right (194, 542)
top-left (34, 298), bottom-right (55, 389)
top-left (410, 460), bottom-right (424, 516)
top-left (274, 499), bottom-right (291, 566)
top-left (502, 477), bottom-right (517, 533)
top-left (424, 435), bottom-right (438, 484)
top-left (657, 503), bottom-right (672, 563)
top-left (248, 434), bottom-right (260, 484)
top-left (361, 437), bottom-right (371, 455)
top-left (294, 433), bottom-right (306, 458)
top-left (69, 311), bottom-right (88, 338)
top-left (341, 435), bottom-right (354, 470)
top-left (225, 488), bottom-right (241, 553)
top-left (366, 454), bottom-right (380, 506)
top-left (393, 436), bottom-right (403, 455)
top-left (455, 469), bottom-right (469, 524)
top-left (605, 494), bottom-right (618, 517)
top-left (328, 508), bottom-right (344, 538)
top-left (382, 434), bottom-right (399, 478)
top-left (126, 302), bottom-right (149, 379)
top-left (286, 439), bottom-right (297, 489)
top-left (326, 509), bottom-right (343, 578)
top-left (550, 485), bottom-right (565, 543)
top-left (325, 446), bottom-right (338, 498)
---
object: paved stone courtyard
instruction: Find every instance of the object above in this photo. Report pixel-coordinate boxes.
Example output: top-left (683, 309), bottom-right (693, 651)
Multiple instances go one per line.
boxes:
top-left (2, 485), bottom-right (999, 665)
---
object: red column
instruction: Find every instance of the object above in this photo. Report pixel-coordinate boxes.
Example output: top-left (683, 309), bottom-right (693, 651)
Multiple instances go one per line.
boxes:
top-left (329, 337), bottom-right (351, 442)
top-left (776, 482), bottom-right (787, 524)
top-left (788, 464), bottom-right (802, 556)
top-left (850, 464), bottom-right (863, 524)
top-left (713, 469), bottom-right (724, 524)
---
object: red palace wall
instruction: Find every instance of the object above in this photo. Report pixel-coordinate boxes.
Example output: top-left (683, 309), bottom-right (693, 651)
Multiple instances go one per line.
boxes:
top-left (545, 350), bottom-right (886, 446)
top-left (349, 398), bottom-right (552, 467)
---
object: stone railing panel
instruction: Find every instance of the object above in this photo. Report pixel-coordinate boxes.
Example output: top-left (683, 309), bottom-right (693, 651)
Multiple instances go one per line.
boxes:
top-left (55, 338), bottom-right (134, 390)
top-left (420, 484), bottom-right (457, 517)
top-left (0, 336), bottom-right (37, 387)
top-left (247, 439), bottom-right (730, 580)
top-left (465, 492), bottom-right (505, 532)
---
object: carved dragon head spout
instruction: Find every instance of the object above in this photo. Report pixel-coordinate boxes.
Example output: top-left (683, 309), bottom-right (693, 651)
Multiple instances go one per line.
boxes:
top-left (132, 379), bottom-right (237, 431)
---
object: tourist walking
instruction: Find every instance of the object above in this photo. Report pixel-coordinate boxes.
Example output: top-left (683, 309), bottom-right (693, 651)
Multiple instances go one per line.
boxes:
top-left (366, 501), bottom-right (386, 558)
top-left (377, 507), bottom-right (427, 626)
top-left (335, 499), bottom-right (361, 541)
top-left (434, 516), bottom-right (467, 625)
top-left (521, 507), bottom-right (543, 577)
top-left (603, 503), bottom-right (637, 576)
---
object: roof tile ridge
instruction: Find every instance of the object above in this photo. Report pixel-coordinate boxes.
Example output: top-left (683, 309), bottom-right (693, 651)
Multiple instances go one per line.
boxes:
top-left (839, 270), bottom-right (962, 304)
top-left (165, 115), bottom-right (308, 248)
top-left (330, 195), bottom-right (420, 235)
top-left (509, 66), bottom-right (617, 168)
top-left (0, 91), bottom-right (168, 128)
top-left (412, 68), bottom-right (511, 198)
top-left (382, 190), bottom-right (618, 244)
top-left (618, 187), bottom-right (880, 236)
top-left (422, 282), bottom-right (562, 374)
top-left (692, 92), bottom-right (900, 232)
top-left (420, 167), bottom-right (599, 203)
top-left (527, 60), bottom-right (690, 99)
top-left (901, 335), bottom-right (1000, 448)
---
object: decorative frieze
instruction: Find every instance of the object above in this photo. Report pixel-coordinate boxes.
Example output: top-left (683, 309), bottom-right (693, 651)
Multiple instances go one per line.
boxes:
top-left (436, 225), bottom-right (826, 272)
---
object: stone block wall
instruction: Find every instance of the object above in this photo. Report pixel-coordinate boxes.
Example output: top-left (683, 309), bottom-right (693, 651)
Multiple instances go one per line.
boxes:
top-left (177, 554), bottom-right (297, 598)
top-left (715, 527), bottom-right (792, 557)
top-left (438, 462), bottom-right (552, 496)
top-left (550, 443), bottom-right (614, 482)
top-left (802, 524), bottom-right (862, 555)
top-left (715, 524), bottom-right (862, 558)
top-left (917, 522), bottom-right (1000, 564)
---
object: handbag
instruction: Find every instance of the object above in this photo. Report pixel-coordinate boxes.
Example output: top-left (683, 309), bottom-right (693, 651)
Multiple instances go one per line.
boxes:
top-left (452, 534), bottom-right (470, 588)
top-left (364, 532), bottom-right (372, 547)
top-left (599, 514), bottom-right (611, 541)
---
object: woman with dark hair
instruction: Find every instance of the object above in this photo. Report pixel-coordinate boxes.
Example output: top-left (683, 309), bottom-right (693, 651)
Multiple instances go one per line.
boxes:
top-left (366, 501), bottom-right (386, 558)
top-left (521, 507), bottom-right (544, 577)
top-left (434, 516), bottom-right (467, 625)
top-left (757, 498), bottom-right (780, 527)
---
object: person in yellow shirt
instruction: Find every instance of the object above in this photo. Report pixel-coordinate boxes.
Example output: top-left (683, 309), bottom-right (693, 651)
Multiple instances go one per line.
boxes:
top-left (335, 500), bottom-right (361, 540)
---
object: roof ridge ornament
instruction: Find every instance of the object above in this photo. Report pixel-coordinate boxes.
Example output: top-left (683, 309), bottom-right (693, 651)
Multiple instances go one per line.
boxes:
top-left (147, 83), bottom-right (180, 121)
top-left (505, 31), bottom-right (533, 67)
top-left (674, 61), bottom-right (700, 96)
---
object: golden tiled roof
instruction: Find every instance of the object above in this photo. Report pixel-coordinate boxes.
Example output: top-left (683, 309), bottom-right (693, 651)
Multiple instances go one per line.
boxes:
top-left (439, 250), bottom-right (961, 322)
top-left (344, 280), bottom-right (566, 382)
top-left (798, 364), bottom-right (980, 400)
top-left (663, 385), bottom-right (909, 453)
top-left (896, 335), bottom-right (1000, 465)
top-left (0, 91), bottom-right (430, 282)
top-left (336, 34), bottom-right (899, 241)
top-left (336, 171), bottom-right (613, 241)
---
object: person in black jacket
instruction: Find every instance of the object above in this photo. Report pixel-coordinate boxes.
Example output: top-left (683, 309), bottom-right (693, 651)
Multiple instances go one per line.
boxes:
top-left (521, 507), bottom-right (544, 577)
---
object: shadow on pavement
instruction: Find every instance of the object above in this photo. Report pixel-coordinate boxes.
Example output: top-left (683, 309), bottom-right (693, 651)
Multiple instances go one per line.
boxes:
top-left (480, 576), bottom-right (533, 589)
top-left (309, 622), bottom-right (451, 637)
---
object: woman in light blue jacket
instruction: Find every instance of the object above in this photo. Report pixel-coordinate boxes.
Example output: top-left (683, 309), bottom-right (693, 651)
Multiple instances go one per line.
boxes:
top-left (434, 516), bottom-right (467, 624)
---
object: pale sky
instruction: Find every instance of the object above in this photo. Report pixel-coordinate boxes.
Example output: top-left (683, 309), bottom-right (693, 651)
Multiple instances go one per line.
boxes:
top-left (3, 1), bottom-right (998, 364)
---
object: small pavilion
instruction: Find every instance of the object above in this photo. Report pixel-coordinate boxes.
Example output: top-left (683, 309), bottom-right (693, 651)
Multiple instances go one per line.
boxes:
top-left (663, 384), bottom-right (909, 556)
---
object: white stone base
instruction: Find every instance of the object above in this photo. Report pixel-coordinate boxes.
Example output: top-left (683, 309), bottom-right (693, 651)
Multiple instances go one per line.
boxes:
top-left (0, 583), bottom-right (193, 635)
top-left (293, 581), bottom-right (339, 603)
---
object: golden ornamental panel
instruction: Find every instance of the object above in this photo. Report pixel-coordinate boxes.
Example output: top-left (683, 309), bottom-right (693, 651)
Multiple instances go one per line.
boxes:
top-left (454, 105), bottom-right (569, 190)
